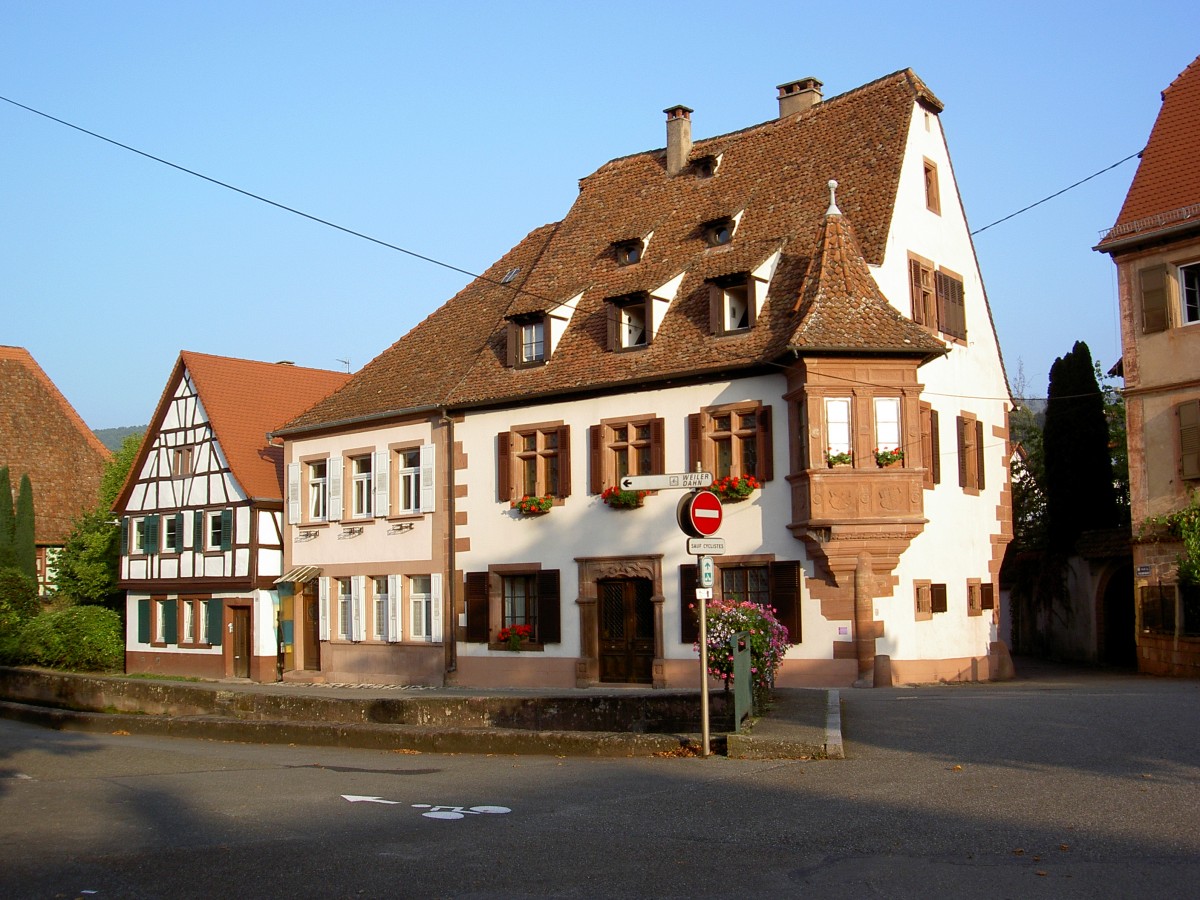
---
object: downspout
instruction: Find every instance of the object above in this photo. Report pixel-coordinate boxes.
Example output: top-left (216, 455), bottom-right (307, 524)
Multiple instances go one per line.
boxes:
top-left (442, 408), bottom-right (457, 676)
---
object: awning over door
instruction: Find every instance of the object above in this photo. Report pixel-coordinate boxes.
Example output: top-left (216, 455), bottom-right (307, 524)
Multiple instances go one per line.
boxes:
top-left (275, 565), bottom-right (321, 585)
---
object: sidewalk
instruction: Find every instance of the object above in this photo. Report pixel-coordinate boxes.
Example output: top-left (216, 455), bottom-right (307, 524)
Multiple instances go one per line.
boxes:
top-left (0, 668), bottom-right (841, 759)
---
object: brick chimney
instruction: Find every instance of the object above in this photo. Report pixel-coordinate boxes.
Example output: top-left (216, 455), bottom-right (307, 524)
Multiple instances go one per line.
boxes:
top-left (777, 77), bottom-right (823, 117)
top-left (664, 105), bottom-right (693, 176)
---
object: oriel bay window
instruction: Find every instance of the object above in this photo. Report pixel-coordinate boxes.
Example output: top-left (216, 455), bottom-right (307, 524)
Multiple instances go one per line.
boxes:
top-left (589, 416), bottom-right (665, 493)
top-left (688, 402), bottom-right (773, 482)
top-left (498, 423), bottom-right (571, 502)
top-left (824, 398), bottom-right (852, 464)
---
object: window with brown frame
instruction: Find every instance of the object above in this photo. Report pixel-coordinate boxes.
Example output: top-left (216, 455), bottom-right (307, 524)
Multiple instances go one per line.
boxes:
top-left (498, 423), bottom-right (571, 502)
top-left (708, 274), bottom-right (753, 334)
top-left (930, 583), bottom-right (948, 614)
top-left (956, 413), bottom-right (986, 494)
top-left (923, 158), bottom-right (941, 214)
top-left (589, 416), bottom-right (665, 493)
top-left (679, 559), bottom-right (800, 644)
top-left (687, 403), bottom-right (773, 482)
top-left (464, 567), bottom-right (562, 646)
top-left (1178, 399), bottom-right (1200, 480)
top-left (980, 582), bottom-right (995, 611)
top-left (171, 446), bottom-right (194, 477)
top-left (606, 293), bottom-right (649, 350)
top-left (967, 579), bottom-right (982, 617)
top-left (914, 581), bottom-right (933, 621)
top-left (613, 239), bottom-right (644, 266)
top-left (920, 403), bottom-right (941, 488)
top-left (506, 314), bottom-right (547, 367)
top-left (1139, 264), bottom-right (1170, 334)
top-left (908, 255), bottom-right (936, 326)
top-left (936, 268), bottom-right (966, 341)
top-left (703, 217), bottom-right (735, 247)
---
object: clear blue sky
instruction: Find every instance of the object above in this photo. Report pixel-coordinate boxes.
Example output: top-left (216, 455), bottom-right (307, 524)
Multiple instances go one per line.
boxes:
top-left (2, 1), bottom-right (1195, 429)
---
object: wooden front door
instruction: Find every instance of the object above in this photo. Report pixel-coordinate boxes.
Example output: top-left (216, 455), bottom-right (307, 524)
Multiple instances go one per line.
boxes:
top-left (599, 578), bottom-right (654, 684)
top-left (303, 585), bottom-right (321, 670)
top-left (232, 607), bottom-right (251, 678)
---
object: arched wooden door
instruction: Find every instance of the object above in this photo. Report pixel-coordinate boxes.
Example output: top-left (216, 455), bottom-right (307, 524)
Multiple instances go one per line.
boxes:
top-left (598, 577), bottom-right (654, 684)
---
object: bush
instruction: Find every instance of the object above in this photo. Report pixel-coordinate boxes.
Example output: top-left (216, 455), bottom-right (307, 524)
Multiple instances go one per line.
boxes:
top-left (18, 606), bottom-right (124, 672)
top-left (695, 598), bottom-right (790, 708)
top-left (0, 567), bottom-right (40, 637)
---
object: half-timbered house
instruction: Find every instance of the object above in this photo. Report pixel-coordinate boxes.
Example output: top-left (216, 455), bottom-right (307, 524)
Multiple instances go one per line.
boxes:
top-left (117, 352), bottom-right (349, 680)
top-left (276, 69), bottom-right (1014, 688)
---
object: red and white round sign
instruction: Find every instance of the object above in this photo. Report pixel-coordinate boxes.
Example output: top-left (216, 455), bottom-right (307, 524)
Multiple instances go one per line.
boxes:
top-left (677, 490), bottom-right (723, 538)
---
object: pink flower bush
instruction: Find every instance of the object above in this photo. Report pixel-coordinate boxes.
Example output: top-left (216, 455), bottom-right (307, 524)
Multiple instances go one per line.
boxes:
top-left (692, 597), bottom-right (790, 699)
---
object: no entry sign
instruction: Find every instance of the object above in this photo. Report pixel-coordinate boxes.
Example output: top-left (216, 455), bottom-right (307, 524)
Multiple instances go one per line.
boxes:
top-left (677, 490), bottom-right (723, 538)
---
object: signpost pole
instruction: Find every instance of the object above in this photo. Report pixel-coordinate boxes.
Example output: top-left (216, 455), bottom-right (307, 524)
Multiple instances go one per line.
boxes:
top-left (698, 581), bottom-right (710, 758)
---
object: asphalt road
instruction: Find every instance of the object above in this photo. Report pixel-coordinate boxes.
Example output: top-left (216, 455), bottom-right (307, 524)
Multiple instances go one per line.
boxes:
top-left (1, 660), bottom-right (1198, 899)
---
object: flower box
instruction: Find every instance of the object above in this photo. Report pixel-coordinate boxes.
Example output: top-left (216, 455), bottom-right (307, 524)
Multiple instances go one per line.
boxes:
top-left (512, 495), bottom-right (553, 515)
top-left (709, 474), bottom-right (760, 503)
top-left (600, 485), bottom-right (647, 509)
top-left (874, 448), bottom-right (904, 467)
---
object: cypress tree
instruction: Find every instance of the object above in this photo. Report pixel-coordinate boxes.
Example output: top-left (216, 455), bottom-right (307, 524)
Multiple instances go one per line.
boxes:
top-left (0, 467), bottom-right (14, 570)
top-left (1043, 341), bottom-right (1118, 551)
top-left (13, 474), bottom-right (36, 581)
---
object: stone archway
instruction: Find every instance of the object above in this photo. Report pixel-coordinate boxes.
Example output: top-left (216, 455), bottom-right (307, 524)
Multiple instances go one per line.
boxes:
top-left (574, 555), bottom-right (664, 688)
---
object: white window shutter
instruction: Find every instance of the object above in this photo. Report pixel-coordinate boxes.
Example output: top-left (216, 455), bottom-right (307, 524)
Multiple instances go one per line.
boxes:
top-left (318, 577), bottom-right (330, 641)
top-left (388, 574), bottom-right (402, 643)
top-left (430, 573), bottom-right (443, 643)
top-left (374, 449), bottom-right (390, 518)
top-left (328, 456), bottom-right (343, 521)
top-left (286, 462), bottom-right (301, 524)
top-left (351, 576), bottom-right (366, 642)
top-left (420, 443), bottom-right (436, 513)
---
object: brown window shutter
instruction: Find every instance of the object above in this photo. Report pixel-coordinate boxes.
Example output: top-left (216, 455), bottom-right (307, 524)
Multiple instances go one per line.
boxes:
top-left (606, 301), bottom-right (618, 350)
top-left (936, 270), bottom-right (949, 334)
top-left (769, 560), bottom-right (801, 644)
top-left (589, 425), bottom-right (604, 494)
top-left (680, 564), bottom-right (699, 644)
top-left (931, 409), bottom-right (941, 484)
top-left (980, 583), bottom-right (995, 610)
top-left (465, 572), bottom-right (490, 643)
top-left (505, 322), bottom-right (517, 367)
top-left (931, 583), bottom-right (948, 614)
top-left (497, 432), bottom-right (511, 501)
top-left (651, 417), bottom-right (666, 473)
top-left (956, 416), bottom-right (968, 488)
top-left (557, 425), bottom-right (571, 497)
top-left (921, 404), bottom-right (933, 489)
top-left (1180, 399), bottom-right (1200, 479)
top-left (949, 275), bottom-right (966, 340)
top-left (687, 413), bottom-right (704, 472)
top-left (1140, 265), bottom-right (1170, 334)
top-left (909, 258), bottom-right (925, 324)
top-left (537, 570), bottom-right (561, 644)
top-left (757, 404), bottom-right (774, 482)
top-left (708, 283), bottom-right (722, 334)
top-left (975, 419), bottom-right (986, 490)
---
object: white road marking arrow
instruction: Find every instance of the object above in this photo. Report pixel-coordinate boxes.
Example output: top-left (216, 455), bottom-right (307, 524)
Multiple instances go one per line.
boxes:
top-left (342, 794), bottom-right (401, 805)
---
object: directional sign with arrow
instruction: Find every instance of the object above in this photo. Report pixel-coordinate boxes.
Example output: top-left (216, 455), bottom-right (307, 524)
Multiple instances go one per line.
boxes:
top-left (620, 471), bottom-right (713, 492)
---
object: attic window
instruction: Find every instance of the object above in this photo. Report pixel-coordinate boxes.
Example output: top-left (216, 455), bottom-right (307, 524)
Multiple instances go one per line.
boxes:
top-left (694, 154), bottom-right (720, 178)
top-left (614, 239), bottom-right (643, 266)
top-left (607, 294), bottom-right (649, 350)
top-left (500, 267), bottom-right (520, 285)
top-left (709, 274), bottom-right (752, 334)
top-left (506, 314), bottom-right (547, 368)
top-left (704, 217), bottom-right (734, 247)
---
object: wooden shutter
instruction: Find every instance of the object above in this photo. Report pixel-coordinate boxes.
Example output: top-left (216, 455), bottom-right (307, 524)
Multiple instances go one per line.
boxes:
top-left (930, 409), bottom-right (941, 484)
top-left (537, 569), bottom-right (561, 644)
top-left (328, 456), bottom-right (343, 521)
top-left (506, 321), bottom-right (517, 367)
top-left (120, 518), bottom-right (129, 556)
top-left (193, 511), bottom-right (203, 551)
top-left (557, 426), bottom-right (571, 497)
top-left (680, 564), bottom-right (699, 644)
top-left (769, 560), bottom-right (802, 644)
top-left (1140, 265), bottom-right (1170, 333)
top-left (173, 514), bottom-right (184, 552)
top-left (419, 443), bottom-right (436, 513)
top-left (980, 583), bottom-right (995, 611)
top-left (351, 576), bottom-right (366, 642)
top-left (145, 515), bottom-right (160, 556)
top-left (909, 258), bottom-right (925, 324)
top-left (497, 432), bottom-right (511, 502)
top-left (687, 413), bottom-right (704, 472)
top-left (374, 450), bottom-right (390, 518)
top-left (606, 300), bottom-right (618, 350)
top-left (137, 597), bottom-right (150, 643)
top-left (162, 599), bottom-right (177, 644)
top-left (465, 571), bottom-right (490, 643)
top-left (975, 419), bottom-right (986, 490)
top-left (957, 417), bottom-right (968, 488)
top-left (387, 574), bottom-right (401, 642)
top-left (206, 599), bottom-right (223, 645)
top-left (220, 509), bottom-right (233, 550)
top-left (930, 583), bottom-right (948, 614)
top-left (589, 425), bottom-right (605, 494)
top-left (430, 573), bottom-right (444, 643)
top-left (651, 417), bottom-right (666, 473)
top-left (1180, 400), bottom-right (1200, 480)
top-left (287, 462), bottom-right (301, 524)
top-left (757, 405), bottom-right (774, 482)
top-left (708, 283), bottom-right (723, 334)
top-left (318, 577), bottom-right (330, 641)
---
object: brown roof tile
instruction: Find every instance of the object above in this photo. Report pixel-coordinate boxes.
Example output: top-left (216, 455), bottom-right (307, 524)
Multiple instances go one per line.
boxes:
top-left (0, 346), bottom-right (110, 544)
top-left (286, 69), bottom-right (941, 426)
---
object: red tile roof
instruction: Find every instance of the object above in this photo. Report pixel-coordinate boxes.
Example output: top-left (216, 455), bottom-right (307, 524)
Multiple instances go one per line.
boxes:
top-left (0, 346), bottom-right (110, 544)
top-left (121, 353), bottom-right (351, 506)
top-left (283, 69), bottom-right (945, 432)
top-left (1098, 54), bottom-right (1200, 248)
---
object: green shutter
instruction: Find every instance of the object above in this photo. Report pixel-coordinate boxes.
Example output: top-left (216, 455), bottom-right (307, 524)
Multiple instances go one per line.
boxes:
top-left (120, 518), bottom-right (129, 556)
top-left (173, 513), bottom-right (184, 552)
top-left (145, 515), bottom-right (160, 556)
top-left (976, 419), bottom-right (986, 491)
top-left (137, 598), bottom-right (150, 643)
top-left (162, 599), bottom-right (177, 644)
top-left (206, 600), bottom-right (223, 645)
top-left (220, 509), bottom-right (233, 550)
top-left (193, 510), bottom-right (203, 551)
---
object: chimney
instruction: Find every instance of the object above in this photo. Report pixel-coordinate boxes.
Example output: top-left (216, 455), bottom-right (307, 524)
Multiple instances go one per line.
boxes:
top-left (664, 105), bottom-right (693, 176)
top-left (777, 77), bottom-right (823, 117)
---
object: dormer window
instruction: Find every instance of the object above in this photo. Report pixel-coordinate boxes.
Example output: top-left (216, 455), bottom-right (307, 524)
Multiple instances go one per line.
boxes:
top-left (694, 154), bottom-right (721, 178)
top-left (708, 273), bottom-right (758, 334)
top-left (607, 293), bottom-right (649, 350)
top-left (506, 313), bottom-right (548, 368)
top-left (704, 217), bottom-right (735, 247)
top-left (614, 239), bottom-right (643, 266)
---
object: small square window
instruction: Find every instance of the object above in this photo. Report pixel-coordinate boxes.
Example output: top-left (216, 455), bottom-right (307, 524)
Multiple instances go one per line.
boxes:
top-left (614, 240), bottom-right (643, 266)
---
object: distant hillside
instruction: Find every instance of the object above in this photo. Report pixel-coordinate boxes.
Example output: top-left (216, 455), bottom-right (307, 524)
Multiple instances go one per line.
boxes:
top-left (94, 426), bottom-right (145, 452)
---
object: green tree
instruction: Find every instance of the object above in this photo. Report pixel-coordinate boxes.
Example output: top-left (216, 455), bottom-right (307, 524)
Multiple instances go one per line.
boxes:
top-left (1009, 362), bottom-right (1047, 550)
top-left (13, 474), bottom-right (36, 580)
top-left (1043, 341), bottom-right (1118, 551)
top-left (0, 467), bottom-right (14, 570)
top-left (0, 567), bottom-right (40, 637)
top-left (53, 432), bottom-right (143, 609)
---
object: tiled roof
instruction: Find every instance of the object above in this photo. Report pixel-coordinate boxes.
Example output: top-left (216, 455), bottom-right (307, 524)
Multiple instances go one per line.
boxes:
top-left (1098, 54), bottom-right (1200, 248)
top-left (0, 346), bottom-right (110, 544)
top-left (284, 68), bottom-right (943, 430)
top-left (126, 353), bottom-right (351, 504)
